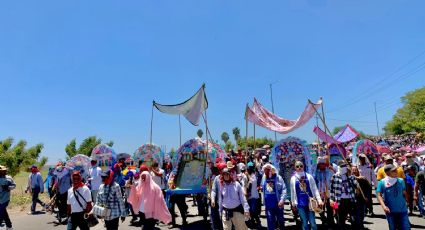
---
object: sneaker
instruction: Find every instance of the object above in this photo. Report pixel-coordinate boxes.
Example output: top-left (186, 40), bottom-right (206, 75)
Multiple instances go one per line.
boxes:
top-left (27, 211), bottom-right (35, 215)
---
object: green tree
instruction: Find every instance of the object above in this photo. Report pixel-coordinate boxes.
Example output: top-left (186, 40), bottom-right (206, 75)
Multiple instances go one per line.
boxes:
top-left (197, 129), bottom-right (204, 138)
top-left (224, 140), bottom-right (235, 152)
top-left (385, 87), bottom-right (425, 135)
top-left (0, 137), bottom-right (45, 177)
top-left (232, 127), bottom-right (241, 144)
top-left (237, 136), bottom-right (275, 151)
top-left (221, 132), bottom-right (230, 144)
top-left (65, 136), bottom-right (114, 160)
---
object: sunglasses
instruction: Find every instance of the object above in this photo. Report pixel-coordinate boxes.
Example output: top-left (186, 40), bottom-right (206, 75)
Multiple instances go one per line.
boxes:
top-left (295, 165), bottom-right (304, 169)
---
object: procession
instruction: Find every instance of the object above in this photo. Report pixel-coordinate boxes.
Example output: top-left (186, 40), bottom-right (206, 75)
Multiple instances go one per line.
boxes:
top-left (1, 84), bottom-right (424, 230)
top-left (1, 2), bottom-right (425, 230)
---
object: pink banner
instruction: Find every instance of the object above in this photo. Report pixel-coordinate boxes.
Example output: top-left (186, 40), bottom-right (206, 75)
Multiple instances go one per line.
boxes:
top-left (246, 98), bottom-right (322, 134)
top-left (313, 126), bottom-right (338, 144)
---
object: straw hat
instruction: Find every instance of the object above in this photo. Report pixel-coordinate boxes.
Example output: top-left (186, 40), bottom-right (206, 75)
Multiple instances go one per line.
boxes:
top-left (0, 165), bottom-right (7, 171)
top-left (226, 161), bottom-right (235, 169)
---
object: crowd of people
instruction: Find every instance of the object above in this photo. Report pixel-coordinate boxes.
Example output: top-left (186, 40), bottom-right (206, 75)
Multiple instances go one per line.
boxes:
top-left (0, 135), bottom-right (424, 230)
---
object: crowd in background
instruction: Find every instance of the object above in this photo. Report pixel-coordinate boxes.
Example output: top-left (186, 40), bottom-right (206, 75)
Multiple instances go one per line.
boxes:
top-left (0, 134), bottom-right (424, 230)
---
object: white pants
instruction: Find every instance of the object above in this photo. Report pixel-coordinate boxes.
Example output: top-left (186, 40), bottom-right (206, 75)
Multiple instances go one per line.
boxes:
top-left (222, 212), bottom-right (248, 230)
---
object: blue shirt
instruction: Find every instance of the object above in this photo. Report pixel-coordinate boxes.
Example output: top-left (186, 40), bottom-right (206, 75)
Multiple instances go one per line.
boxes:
top-left (376, 178), bottom-right (407, 213)
top-left (28, 172), bottom-right (44, 193)
top-left (0, 176), bottom-right (16, 204)
top-left (262, 174), bottom-right (286, 209)
top-left (295, 177), bottom-right (312, 207)
top-left (58, 173), bottom-right (72, 194)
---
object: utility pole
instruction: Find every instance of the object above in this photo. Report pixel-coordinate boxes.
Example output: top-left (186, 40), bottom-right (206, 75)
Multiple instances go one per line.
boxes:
top-left (269, 81), bottom-right (278, 142)
top-left (374, 102), bottom-right (380, 136)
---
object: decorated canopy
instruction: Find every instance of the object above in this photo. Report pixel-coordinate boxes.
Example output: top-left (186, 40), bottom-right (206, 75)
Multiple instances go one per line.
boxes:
top-left (133, 144), bottom-right (164, 168)
top-left (246, 98), bottom-right (322, 134)
top-left (352, 139), bottom-right (380, 166)
top-left (153, 84), bottom-right (208, 126)
top-left (271, 137), bottom-right (313, 198)
top-left (66, 154), bottom-right (91, 180)
top-left (91, 144), bottom-right (117, 170)
top-left (271, 137), bottom-right (313, 173)
top-left (169, 138), bottom-right (225, 190)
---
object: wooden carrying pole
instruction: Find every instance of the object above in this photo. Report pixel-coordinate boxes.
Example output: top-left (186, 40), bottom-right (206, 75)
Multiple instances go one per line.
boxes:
top-left (309, 98), bottom-right (367, 201)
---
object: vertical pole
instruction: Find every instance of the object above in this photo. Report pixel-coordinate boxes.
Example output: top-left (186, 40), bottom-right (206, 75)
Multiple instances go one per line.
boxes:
top-left (320, 97), bottom-right (328, 135)
top-left (374, 102), bottom-right (380, 136)
top-left (150, 102), bottom-right (154, 145)
top-left (315, 114), bottom-right (321, 155)
top-left (205, 110), bottom-right (209, 154)
top-left (245, 115), bottom-right (248, 164)
top-left (270, 83), bottom-right (277, 142)
top-left (253, 124), bottom-right (256, 149)
top-left (179, 115), bottom-right (182, 147)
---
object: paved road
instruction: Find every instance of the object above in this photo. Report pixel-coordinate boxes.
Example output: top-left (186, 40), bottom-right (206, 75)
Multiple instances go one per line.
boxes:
top-left (9, 197), bottom-right (425, 230)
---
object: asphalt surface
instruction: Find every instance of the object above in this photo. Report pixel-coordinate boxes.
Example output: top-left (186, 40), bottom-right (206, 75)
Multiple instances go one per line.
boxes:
top-left (8, 197), bottom-right (425, 230)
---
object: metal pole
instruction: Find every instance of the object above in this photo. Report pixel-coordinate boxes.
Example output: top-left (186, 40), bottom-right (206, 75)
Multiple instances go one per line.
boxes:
top-left (253, 124), bottom-right (256, 149)
top-left (374, 102), bottom-right (380, 136)
top-left (270, 83), bottom-right (277, 142)
top-left (150, 102), bottom-right (154, 145)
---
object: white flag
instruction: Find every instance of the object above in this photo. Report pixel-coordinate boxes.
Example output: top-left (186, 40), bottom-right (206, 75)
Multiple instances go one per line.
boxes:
top-left (154, 85), bottom-right (208, 126)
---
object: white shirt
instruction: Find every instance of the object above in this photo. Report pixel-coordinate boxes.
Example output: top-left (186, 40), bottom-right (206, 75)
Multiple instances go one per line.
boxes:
top-left (358, 164), bottom-right (377, 186)
top-left (67, 186), bottom-right (92, 213)
top-left (89, 166), bottom-right (102, 191)
top-left (248, 174), bottom-right (259, 199)
top-left (151, 168), bottom-right (165, 190)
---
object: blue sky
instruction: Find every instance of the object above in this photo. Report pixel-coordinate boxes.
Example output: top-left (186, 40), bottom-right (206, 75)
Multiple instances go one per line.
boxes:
top-left (1, 1), bottom-right (424, 163)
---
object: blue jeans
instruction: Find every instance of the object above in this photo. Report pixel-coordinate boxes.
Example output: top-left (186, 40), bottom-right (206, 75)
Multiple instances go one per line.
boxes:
top-left (297, 205), bottom-right (317, 230)
top-left (31, 187), bottom-right (45, 212)
top-left (0, 201), bottom-right (12, 228)
top-left (418, 190), bottom-right (425, 216)
top-left (265, 207), bottom-right (285, 230)
top-left (386, 211), bottom-right (410, 230)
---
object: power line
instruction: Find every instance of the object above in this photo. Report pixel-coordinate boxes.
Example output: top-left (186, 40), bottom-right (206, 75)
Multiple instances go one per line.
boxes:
top-left (328, 50), bottom-right (425, 113)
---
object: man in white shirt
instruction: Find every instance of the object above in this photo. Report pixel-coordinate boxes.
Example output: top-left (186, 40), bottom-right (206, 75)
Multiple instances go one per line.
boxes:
top-left (67, 171), bottom-right (92, 230)
top-left (151, 162), bottom-right (166, 190)
top-left (88, 159), bottom-right (102, 203)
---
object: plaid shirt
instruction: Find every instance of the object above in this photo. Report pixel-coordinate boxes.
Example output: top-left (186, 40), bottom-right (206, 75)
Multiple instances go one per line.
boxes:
top-left (96, 182), bottom-right (128, 221)
top-left (330, 173), bottom-right (359, 205)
